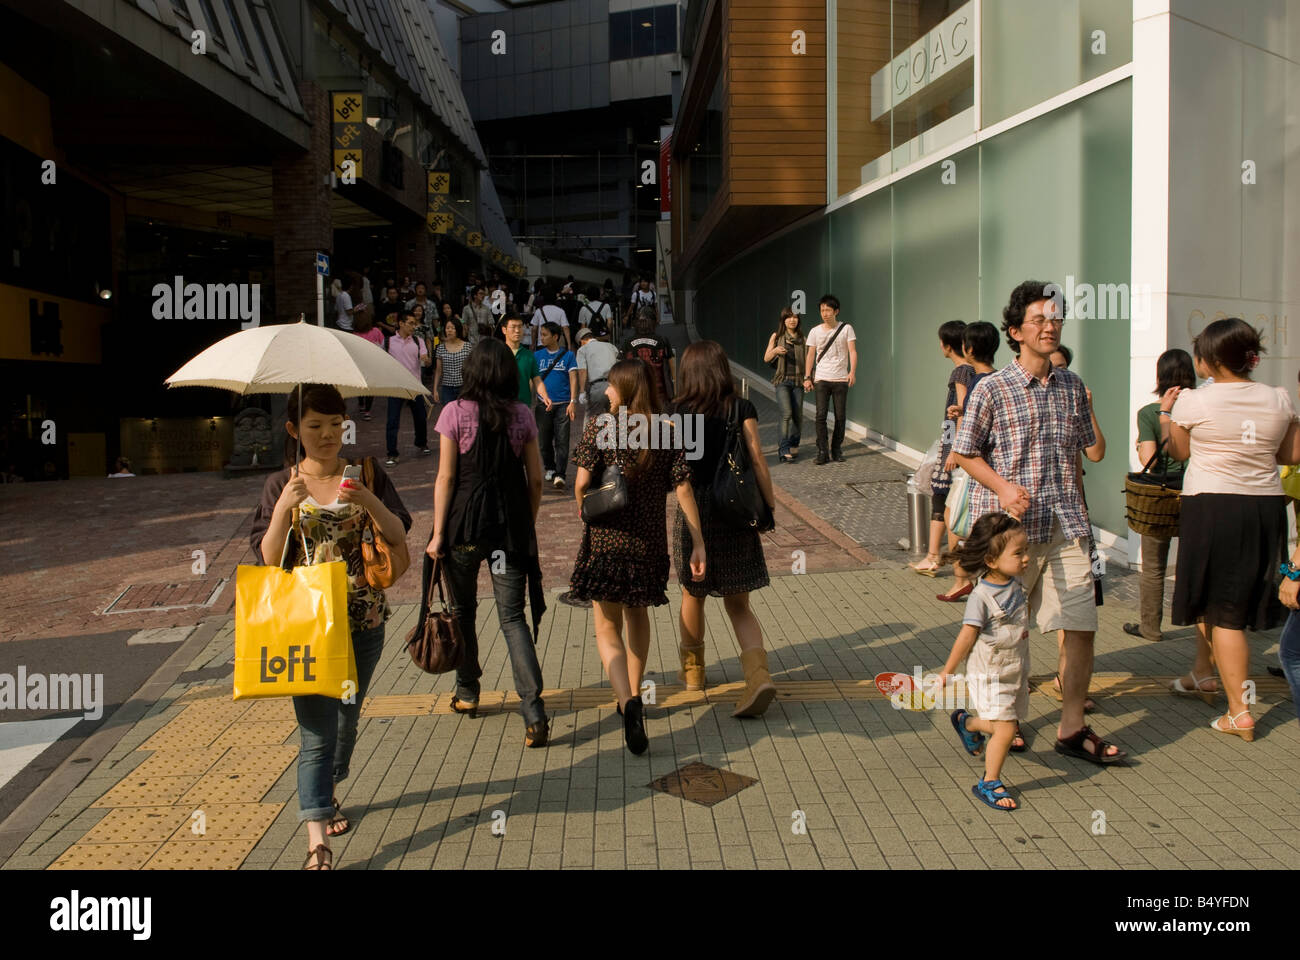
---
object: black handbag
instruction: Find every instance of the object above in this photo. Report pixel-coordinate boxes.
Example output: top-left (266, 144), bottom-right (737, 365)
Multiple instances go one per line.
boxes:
top-left (712, 398), bottom-right (767, 528)
top-left (581, 462), bottom-right (628, 524)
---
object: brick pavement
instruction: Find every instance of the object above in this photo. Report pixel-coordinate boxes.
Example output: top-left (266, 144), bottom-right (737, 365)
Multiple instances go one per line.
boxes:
top-left (2, 384), bottom-right (1297, 870)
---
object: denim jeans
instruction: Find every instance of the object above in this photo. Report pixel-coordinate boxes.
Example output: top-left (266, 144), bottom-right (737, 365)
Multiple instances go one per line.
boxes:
top-left (386, 396), bottom-right (428, 456)
top-left (439, 384), bottom-right (461, 406)
top-left (535, 403), bottom-right (572, 477)
top-left (814, 380), bottom-right (848, 455)
top-left (1280, 610), bottom-right (1300, 726)
top-left (775, 382), bottom-right (803, 457)
top-left (442, 545), bottom-right (546, 725)
top-left (292, 623), bottom-right (385, 822)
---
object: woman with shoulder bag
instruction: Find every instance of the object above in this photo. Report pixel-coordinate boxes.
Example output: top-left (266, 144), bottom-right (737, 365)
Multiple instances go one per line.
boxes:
top-left (763, 307), bottom-right (806, 463)
top-left (248, 384), bottom-right (412, 870)
top-left (569, 359), bottom-right (707, 754)
top-left (427, 339), bottom-right (550, 748)
top-left (671, 340), bottom-right (778, 716)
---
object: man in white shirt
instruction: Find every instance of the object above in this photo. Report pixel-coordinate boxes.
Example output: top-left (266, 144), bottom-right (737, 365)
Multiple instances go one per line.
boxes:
top-left (335, 276), bottom-right (367, 332)
top-left (531, 288), bottom-right (572, 351)
top-left (625, 276), bottom-right (656, 325)
top-left (461, 285), bottom-right (493, 347)
top-left (579, 285), bottom-right (613, 329)
top-left (802, 294), bottom-right (857, 464)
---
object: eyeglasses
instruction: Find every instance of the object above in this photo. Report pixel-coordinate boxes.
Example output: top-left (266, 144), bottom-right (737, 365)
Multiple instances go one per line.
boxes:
top-left (1023, 317), bottom-right (1066, 328)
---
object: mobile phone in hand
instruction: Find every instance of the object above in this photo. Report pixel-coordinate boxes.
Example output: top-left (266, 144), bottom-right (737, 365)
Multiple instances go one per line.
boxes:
top-left (340, 464), bottom-right (362, 492)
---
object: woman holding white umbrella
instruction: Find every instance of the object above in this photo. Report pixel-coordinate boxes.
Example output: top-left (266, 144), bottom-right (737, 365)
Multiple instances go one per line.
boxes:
top-left (167, 321), bottom-right (423, 870)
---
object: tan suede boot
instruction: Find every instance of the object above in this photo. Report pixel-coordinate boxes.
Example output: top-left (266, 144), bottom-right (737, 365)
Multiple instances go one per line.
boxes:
top-left (678, 642), bottom-right (706, 690)
top-left (733, 648), bottom-right (776, 717)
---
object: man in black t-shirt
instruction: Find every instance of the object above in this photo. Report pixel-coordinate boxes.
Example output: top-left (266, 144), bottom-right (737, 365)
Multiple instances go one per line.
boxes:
top-left (376, 285), bottom-right (404, 336)
top-left (620, 307), bottom-right (675, 403)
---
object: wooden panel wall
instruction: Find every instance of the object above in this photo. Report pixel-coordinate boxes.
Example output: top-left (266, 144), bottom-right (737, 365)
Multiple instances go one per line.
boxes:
top-left (834, 0), bottom-right (892, 197)
top-left (726, 0), bottom-right (827, 206)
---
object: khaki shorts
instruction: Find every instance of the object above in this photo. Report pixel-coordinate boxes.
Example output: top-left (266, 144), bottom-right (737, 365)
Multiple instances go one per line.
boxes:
top-left (1023, 518), bottom-right (1098, 634)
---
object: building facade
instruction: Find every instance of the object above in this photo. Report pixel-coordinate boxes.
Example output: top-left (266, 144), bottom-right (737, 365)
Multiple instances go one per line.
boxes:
top-left (672, 0), bottom-right (1299, 559)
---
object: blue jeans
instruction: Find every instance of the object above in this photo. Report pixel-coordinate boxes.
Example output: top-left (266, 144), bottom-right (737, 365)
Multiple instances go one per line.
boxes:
top-left (386, 396), bottom-right (428, 457)
top-left (442, 544), bottom-right (546, 725)
top-left (292, 623), bottom-right (385, 822)
top-left (1279, 611), bottom-right (1300, 726)
top-left (775, 382), bottom-right (803, 457)
top-left (439, 384), bottom-right (461, 406)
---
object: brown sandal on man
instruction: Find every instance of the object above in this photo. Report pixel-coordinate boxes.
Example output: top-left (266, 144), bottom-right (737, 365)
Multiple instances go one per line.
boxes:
top-left (1044, 673), bottom-right (1096, 713)
top-left (1055, 725), bottom-right (1126, 765)
top-left (304, 844), bottom-right (333, 870)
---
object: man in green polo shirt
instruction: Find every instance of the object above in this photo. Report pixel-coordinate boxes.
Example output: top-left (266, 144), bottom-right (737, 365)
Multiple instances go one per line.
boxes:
top-left (504, 314), bottom-right (552, 409)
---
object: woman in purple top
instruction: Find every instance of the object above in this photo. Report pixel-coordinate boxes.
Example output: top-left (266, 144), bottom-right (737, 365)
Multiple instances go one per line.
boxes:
top-left (427, 339), bottom-right (550, 748)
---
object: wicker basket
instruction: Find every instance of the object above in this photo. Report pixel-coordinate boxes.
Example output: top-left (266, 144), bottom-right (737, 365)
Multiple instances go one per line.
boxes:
top-left (1124, 475), bottom-right (1180, 538)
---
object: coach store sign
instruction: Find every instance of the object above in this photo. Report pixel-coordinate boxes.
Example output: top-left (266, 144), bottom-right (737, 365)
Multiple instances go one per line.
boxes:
top-left (121, 418), bottom-right (233, 474)
top-left (870, 2), bottom-right (972, 121)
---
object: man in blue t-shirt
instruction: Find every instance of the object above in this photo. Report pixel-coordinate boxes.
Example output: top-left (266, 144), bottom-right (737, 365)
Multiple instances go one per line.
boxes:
top-left (535, 321), bottom-right (579, 488)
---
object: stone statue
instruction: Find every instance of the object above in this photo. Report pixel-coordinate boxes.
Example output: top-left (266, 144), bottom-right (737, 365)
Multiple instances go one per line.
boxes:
top-left (230, 407), bottom-right (273, 467)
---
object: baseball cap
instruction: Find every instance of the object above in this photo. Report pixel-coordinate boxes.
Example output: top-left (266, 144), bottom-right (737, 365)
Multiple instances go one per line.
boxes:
top-left (576, 327), bottom-right (593, 342)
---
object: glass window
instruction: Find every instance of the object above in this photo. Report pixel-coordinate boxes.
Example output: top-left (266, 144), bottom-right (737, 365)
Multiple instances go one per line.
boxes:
top-left (223, 0), bottom-right (256, 67)
top-left (609, 11), bottom-right (632, 60)
top-left (631, 7), bottom-right (655, 58)
top-left (197, 0), bottom-right (226, 46)
top-left (654, 5), bottom-right (677, 55)
top-left (247, 6), bottom-right (285, 89)
top-left (688, 71), bottom-right (723, 229)
top-left (982, 0), bottom-right (1132, 126)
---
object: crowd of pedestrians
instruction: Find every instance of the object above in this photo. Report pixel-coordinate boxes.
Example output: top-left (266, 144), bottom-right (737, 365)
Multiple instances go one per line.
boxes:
top-left (252, 273), bottom-right (1299, 866)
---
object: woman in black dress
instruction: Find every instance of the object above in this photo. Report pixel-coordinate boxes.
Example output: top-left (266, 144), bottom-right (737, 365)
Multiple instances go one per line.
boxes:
top-left (570, 359), bottom-right (706, 754)
top-left (671, 340), bottom-right (778, 716)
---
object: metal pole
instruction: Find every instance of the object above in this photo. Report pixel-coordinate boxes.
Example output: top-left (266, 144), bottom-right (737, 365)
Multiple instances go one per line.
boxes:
top-left (316, 272), bottom-right (324, 326)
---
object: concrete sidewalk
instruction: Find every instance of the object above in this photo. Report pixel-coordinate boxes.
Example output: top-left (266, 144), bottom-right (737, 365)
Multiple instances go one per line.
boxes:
top-left (3, 394), bottom-right (1299, 870)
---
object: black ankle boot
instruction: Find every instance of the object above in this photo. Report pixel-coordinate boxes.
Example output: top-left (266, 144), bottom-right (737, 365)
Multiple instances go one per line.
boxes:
top-left (623, 696), bottom-right (648, 755)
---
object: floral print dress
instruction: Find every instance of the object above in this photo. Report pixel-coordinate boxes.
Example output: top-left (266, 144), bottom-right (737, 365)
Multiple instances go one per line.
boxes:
top-left (296, 498), bottom-right (389, 632)
top-left (569, 416), bottom-right (691, 607)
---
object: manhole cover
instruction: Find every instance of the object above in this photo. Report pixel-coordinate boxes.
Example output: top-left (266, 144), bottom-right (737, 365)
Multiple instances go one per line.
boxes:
top-left (105, 580), bottom-right (226, 614)
top-left (647, 761), bottom-right (757, 807)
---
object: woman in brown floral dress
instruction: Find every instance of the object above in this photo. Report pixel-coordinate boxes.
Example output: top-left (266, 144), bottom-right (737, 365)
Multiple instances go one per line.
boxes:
top-left (570, 359), bottom-right (706, 754)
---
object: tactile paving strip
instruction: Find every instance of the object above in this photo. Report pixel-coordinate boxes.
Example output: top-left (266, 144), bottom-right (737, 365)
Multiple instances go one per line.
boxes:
top-left (210, 721), bottom-right (297, 749)
top-left (130, 745), bottom-right (228, 779)
top-left (79, 807), bottom-right (192, 844)
top-left (209, 745), bottom-right (299, 776)
top-left (179, 768), bottom-right (287, 806)
top-left (50, 843), bottom-right (161, 870)
top-left (361, 695), bottom-right (439, 717)
top-left (94, 776), bottom-right (197, 808)
top-left (144, 838), bottom-right (261, 870)
top-left (240, 699), bottom-right (297, 721)
top-left (167, 803), bottom-right (284, 841)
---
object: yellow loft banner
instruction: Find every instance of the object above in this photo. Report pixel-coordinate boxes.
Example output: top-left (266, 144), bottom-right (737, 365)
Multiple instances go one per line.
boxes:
top-left (427, 170), bottom-right (449, 194)
top-left (332, 92), bottom-right (365, 181)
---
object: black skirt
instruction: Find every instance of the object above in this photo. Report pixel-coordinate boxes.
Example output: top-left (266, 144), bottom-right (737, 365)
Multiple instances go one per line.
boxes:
top-left (673, 494), bottom-right (770, 598)
top-left (1172, 493), bottom-right (1286, 631)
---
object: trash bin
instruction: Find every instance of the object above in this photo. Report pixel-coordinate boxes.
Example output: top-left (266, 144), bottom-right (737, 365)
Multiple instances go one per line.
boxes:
top-left (906, 478), bottom-right (931, 556)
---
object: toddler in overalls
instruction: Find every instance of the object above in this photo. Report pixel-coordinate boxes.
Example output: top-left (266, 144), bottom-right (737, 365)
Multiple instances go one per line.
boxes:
top-left (936, 512), bottom-right (1030, 811)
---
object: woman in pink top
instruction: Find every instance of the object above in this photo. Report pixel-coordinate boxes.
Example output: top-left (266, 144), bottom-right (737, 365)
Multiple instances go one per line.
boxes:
top-left (351, 313), bottom-right (385, 420)
top-left (1162, 318), bottom-right (1300, 741)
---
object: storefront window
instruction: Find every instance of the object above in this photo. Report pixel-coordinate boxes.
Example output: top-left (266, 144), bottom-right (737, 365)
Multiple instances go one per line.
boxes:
top-left (982, 0), bottom-right (1132, 127)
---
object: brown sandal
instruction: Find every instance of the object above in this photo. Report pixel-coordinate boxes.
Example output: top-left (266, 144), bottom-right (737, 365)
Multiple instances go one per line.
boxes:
top-left (326, 797), bottom-right (350, 837)
top-left (304, 844), bottom-right (332, 870)
top-left (1055, 724), bottom-right (1126, 765)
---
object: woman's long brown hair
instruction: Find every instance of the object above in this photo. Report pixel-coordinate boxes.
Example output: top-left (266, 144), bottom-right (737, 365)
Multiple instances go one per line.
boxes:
top-left (773, 306), bottom-right (802, 343)
top-left (606, 358), bottom-right (660, 478)
top-left (673, 340), bottom-right (734, 420)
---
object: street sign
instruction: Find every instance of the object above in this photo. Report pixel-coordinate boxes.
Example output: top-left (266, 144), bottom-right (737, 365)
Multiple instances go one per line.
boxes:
top-left (315, 252), bottom-right (329, 276)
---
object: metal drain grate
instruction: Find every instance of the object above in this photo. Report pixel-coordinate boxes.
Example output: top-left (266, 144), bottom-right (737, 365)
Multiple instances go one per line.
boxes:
top-left (647, 761), bottom-right (757, 807)
top-left (105, 580), bottom-right (227, 614)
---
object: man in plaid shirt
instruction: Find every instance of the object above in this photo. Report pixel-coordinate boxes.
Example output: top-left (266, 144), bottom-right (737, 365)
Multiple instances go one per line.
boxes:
top-left (953, 280), bottom-right (1126, 765)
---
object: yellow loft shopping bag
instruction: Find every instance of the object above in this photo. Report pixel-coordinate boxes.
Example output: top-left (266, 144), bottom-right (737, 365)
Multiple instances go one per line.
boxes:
top-left (233, 526), bottom-right (357, 699)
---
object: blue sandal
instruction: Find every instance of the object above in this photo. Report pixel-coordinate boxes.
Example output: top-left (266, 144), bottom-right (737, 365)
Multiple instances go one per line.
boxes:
top-left (971, 778), bottom-right (1018, 811)
top-left (950, 710), bottom-right (984, 756)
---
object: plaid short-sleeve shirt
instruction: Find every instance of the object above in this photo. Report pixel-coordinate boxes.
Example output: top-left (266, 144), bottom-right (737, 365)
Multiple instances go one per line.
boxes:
top-left (951, 359), bottom-right (1095, 544)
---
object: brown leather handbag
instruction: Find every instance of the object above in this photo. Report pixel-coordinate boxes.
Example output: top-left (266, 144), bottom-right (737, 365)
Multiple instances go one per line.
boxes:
top-left (360, 456), bottom-right (411, 588)
top-left (404, 557), bottom-right (463, 674)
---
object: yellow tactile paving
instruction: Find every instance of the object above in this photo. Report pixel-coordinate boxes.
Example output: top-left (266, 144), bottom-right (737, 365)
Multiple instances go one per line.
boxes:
top-left (79, 807), bottom-right (192, 844)
top-left (361, 694), bottom-right (439, 717)
top-left (240, 698), bottom-right (297, 721)
top-left (50, 843), bottom-right (161, 870)
top-left (130, 745), bottom-right (229, 778)
top-left (166, 803), bottom-right (284, 841)
top-left (208, 745), bottom-right (299, 776)
top-left (94, 776), bottom-right (197, 808)
top-left (210, 721), bottom-right (298, 748)
top-left (144, 839), bottom-right (261, 870)
top-left (178, 767), bottom-right (287, 806)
